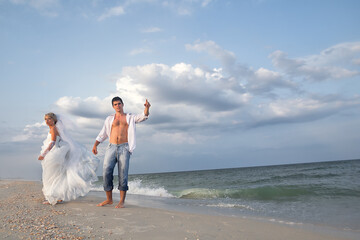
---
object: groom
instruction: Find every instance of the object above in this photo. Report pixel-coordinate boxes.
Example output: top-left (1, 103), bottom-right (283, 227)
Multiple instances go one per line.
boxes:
top-left (92, 96), bottom-right (150, 208)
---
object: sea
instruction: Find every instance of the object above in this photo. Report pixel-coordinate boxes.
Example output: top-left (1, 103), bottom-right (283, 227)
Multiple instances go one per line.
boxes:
top-left (91, 159), bottom-right (360, 233)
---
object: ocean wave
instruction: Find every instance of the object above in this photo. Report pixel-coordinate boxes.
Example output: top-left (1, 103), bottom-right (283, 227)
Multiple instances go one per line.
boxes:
top-left (91, 179), bottom-right (174, 198)
top-left (175, 184), bottom-right (360, 200)
top-left (176, 186), bottom-right (315, 201)
top-left (128, 179), bottom-right (174, 197)
top-left (91, 182), bottom-right (360, 201)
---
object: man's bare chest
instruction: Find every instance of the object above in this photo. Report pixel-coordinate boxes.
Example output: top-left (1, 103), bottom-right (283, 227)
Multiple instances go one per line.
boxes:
top-left (112, 119), bottom-right (128, 129)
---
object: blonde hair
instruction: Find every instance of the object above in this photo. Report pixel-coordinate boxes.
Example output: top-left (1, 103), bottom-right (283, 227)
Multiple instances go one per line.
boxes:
top-left (44, 112), bottom-right (57, 124)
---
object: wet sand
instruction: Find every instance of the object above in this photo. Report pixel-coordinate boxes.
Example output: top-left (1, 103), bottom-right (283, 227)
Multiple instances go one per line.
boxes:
top-left (0, 180), bottom-right (357, 240)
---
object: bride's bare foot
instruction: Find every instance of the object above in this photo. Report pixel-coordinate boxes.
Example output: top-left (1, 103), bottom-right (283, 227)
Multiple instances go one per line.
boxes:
top-left (42, 200), bottom-right (50, 205)
top-left (97, 200), bottom-right (113, 207)
top-left (115, 201), bottom-right (125, 208)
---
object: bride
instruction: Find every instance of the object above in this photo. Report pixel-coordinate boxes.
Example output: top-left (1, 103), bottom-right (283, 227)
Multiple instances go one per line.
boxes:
top-left (38, 113), bottom-right (99, 205)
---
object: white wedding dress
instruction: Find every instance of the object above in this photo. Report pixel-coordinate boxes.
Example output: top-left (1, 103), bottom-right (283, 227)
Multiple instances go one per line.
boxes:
top-left (40, 120), bottom-right (99, 205)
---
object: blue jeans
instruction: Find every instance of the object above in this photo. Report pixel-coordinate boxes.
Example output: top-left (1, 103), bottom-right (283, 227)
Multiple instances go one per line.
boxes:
top-left (103, 143), bottom-right (130, 191)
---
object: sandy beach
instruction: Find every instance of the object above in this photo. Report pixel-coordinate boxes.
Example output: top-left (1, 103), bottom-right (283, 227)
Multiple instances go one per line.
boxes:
top-left (0, 180), bottom-right (358, 240)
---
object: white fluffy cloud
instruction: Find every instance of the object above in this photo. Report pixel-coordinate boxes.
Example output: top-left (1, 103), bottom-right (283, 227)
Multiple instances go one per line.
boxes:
top-left (185, 40), bottom-right (301, 96)
top-left (270, 42), bottom-right (360, 81)
top-left (13, 40), bottom-right (360, 146)
top-left (248, 94), bottom-right (360, 128)
top-left (97, 0), bottom-right (211, 21)
top-left (58, 41), bottom-right (360, 132)
top-left (12, 122), bottom-right (47, 142)
top-left (186, 40), bottom-right (237, 68)
top-left (119, 62), bottom-right (249, 110)
top-left (246, 67), bottom-right (298, 94)
top-left (98, 5), bottom-right (125, 21)
top-left (55, 96), bottom-right (113, 119)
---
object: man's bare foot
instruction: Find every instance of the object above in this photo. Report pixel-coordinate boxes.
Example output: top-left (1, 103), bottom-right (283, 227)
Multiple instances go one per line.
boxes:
top-left (97, 200), bottom-right (113, 207)
top-left (115, 201), bottom-right (125, 208)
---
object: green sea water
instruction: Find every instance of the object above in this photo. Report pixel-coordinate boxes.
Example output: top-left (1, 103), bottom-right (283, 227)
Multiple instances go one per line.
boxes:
top-left (92, 159), bottom-right (360, 231)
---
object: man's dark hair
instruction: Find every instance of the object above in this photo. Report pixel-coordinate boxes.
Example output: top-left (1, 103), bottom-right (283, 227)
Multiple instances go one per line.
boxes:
top-left (112, 96), bottom-right (123, 106)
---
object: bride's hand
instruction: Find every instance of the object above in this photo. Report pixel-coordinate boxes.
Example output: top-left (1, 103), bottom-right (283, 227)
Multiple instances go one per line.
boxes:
top-left (92, 146), bottom-right (98, 155)
top-left (38, 156), bottom-right (44, 160)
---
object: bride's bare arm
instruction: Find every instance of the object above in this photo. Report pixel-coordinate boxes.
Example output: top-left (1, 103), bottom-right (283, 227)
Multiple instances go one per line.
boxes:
top-left (38, 128), bottom-right (58, 160)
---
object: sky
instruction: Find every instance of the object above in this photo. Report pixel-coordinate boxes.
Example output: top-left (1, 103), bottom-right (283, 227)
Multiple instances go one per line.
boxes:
top-left (1, 0), bottom-right (360, 180)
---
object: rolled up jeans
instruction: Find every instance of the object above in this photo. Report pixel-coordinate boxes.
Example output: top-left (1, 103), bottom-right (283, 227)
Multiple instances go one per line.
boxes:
top-left (103, 143), bottom-right (130, 191)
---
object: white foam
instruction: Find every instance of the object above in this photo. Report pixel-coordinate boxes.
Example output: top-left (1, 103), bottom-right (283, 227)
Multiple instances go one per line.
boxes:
top-left (268, 218), bottom-right (303, 226)
top-left (206, 203), bottom-right (255, 211)
top-left (91, 179), bottom-right (174, 198)
top-left (90, 186), bottom-right (104, 192)
top-left (128, 179), bottom-right (174, 197)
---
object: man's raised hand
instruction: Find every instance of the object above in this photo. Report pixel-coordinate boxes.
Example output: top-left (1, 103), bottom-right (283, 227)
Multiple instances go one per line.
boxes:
top-left (144, 99), bottom-right (151, 108)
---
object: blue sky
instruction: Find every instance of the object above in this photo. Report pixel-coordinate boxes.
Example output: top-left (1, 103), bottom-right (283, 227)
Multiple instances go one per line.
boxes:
top-left (1, 0), bottom-right (360, 180)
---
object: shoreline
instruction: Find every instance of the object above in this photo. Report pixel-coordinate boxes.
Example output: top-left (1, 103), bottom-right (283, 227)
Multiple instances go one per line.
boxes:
top-left (0, 180), bottom-right (358, 240)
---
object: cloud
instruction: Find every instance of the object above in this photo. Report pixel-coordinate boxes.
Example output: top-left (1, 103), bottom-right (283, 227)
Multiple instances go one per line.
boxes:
top-left (184, 40), bottom-right (360, 129)
top-left (118, 62), bottom-right (250, 112)
top-left (186, 40), bottom-right (237, 68)
top-left (201, 0), bottom-right (212, 7)
top-left (248, 94), bottom-right (360, 128)
top-left (54, 41), bottom-right (360, 133)
top-left (141, 27), bottom-right (163, 33)
top-left (49, 59), bottom-right (251, 138)
top-left (12, 122), bottom-right (47, 142)
top-left (96, 0), bottom-right (211, 21)
top-left (161, 1), bottom-right (191, 15)
top-left (270, 42), bottom-right (360, 81)
top-left (311, 42), bottom-right (360, 65)
top-left (353, 58), bottom-right (360, 66)
top-left (98, 5), bottom-right (125, 21)
top-left (186, 40), bottom-right (298, 96)
top-left (246, 67), bottom-right (299, 95)
top-left (129, 48), bottom-right (152, 56)
top-left (14, 40), bottom-right (360, 149)
top-left (150, 132), bottom-right (199, 145)
top-left (55, 96), bottom-right (113, 119)
top-left (161, 0), bottom-right (210, 16)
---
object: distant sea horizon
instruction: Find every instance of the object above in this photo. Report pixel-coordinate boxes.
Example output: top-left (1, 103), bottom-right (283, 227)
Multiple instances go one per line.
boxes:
top-left (127, 158), bottom-right (360, 176)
